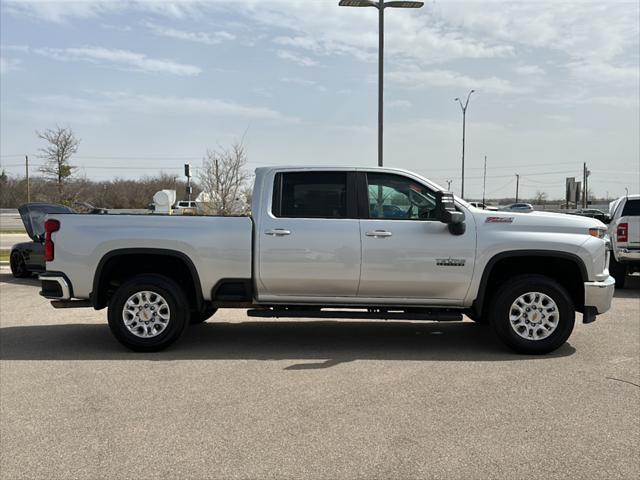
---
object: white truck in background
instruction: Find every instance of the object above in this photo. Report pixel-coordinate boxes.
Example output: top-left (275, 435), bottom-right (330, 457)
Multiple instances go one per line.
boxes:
top-left (608, 194), bottom-right (640, 288)
top-left (39, 166), bottom-right (615, 354)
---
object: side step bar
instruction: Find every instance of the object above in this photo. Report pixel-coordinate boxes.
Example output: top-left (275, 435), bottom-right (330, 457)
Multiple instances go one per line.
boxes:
top-left (50, 300), bottom-right (93, 309)
top-left (247, 308), bottom-right (463, 322)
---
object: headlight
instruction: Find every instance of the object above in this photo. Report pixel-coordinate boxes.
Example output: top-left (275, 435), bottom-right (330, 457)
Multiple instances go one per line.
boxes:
top-left (589, 227), bottom-right (606, 239)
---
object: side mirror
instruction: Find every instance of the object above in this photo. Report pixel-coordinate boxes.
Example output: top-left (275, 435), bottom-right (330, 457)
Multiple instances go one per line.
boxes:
top-left (436, 191), bottom-right (466, 235)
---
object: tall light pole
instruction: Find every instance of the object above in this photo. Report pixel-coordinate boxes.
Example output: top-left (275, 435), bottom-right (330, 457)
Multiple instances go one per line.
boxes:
top-left (482, 155), bottom-right (487, 206)
top-left (339, 0), bottom-right (424, 167)
top-left (454, 89), bottom-right (475, 198)
top-left (25, 155), bottom-right (30, 203)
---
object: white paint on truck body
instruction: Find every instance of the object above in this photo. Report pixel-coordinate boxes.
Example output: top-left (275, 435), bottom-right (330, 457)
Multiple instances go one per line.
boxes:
top-left (47, 166), bottom-right (610, 310)
top-left (47, 214), bottom-right (252, 300)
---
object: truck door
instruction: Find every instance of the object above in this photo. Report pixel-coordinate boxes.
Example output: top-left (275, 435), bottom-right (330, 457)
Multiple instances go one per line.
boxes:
top-left (357, 172), bottom-right (475, 302)
top-left (257, 171), bottom-right (361, 299)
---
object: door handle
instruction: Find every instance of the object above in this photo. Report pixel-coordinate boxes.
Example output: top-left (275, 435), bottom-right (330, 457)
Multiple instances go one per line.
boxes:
top-left (365, 230), bottom-right (393, 238)
top-left (265, 229), bottom-right (291, 236)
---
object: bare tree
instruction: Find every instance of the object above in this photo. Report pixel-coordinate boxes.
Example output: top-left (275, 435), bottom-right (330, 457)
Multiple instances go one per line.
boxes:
top-left (37, 126), bottom-right (80, 198)
top-left (198, 142), bottom-right (250, 215)
top-left (534, 190), bottom-right (548, 205)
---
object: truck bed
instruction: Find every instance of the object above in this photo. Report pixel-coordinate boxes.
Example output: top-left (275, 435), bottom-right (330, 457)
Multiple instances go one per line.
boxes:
top-left (47, 214), bottom-right (253, 301)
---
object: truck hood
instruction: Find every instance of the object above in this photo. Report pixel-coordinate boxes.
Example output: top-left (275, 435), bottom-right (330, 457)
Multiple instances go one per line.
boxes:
top-left (18, 203), bottom-right (75, 241)
top-left (469, 208), bottom-right (605, 233)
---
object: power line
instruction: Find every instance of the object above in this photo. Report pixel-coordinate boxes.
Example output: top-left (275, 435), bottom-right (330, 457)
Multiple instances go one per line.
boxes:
top-left (485, 178), bottom-right (516, 196)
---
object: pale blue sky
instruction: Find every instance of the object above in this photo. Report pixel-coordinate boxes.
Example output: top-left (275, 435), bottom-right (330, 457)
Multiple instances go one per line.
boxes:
top-left (1, 0), bottom-right (638, 199)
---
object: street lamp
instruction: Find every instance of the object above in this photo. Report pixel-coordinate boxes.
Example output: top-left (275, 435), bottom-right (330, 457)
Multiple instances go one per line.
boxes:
top-left (454, 89), bottom-right (475, 198)
top-left (339, 0), bottom-right (424, 167)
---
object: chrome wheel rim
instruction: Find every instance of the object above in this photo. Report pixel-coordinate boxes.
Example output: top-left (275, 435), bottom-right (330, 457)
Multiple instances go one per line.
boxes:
top-left (509, 292), bottom-right (559, 341)
top-left (122, 290), bottom-right (170, 338)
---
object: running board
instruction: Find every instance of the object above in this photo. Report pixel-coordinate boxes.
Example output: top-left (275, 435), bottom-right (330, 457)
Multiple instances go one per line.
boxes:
top-left (247, 308), bottom-right (463, 322)
top-left (50, 300), bottom-right (93, 309)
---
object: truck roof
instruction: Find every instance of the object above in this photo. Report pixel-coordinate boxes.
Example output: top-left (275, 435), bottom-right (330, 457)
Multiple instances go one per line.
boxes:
top-left (253, 165), bottom-right (448, 196)
top-left (254, 165), bottom-right (419, 173)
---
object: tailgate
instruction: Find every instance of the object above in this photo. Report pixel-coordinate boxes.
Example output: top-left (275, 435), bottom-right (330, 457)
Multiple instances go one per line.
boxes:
top-left (624, 216), bottom-right (640, 246)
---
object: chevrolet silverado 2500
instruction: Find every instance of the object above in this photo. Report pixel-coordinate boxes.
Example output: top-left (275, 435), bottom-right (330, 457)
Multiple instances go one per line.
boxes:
top-left (39, 167), bottom-right (615, 354)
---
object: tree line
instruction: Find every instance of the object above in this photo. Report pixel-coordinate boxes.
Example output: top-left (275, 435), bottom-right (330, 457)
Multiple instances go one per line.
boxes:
top-left (2, 126), bottom-right (612, 211)
top-left (1, 126), bottom-right (252, 214)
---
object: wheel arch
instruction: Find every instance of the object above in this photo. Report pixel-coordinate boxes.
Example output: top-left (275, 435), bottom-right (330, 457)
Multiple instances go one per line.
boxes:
top-left (92, 248), bottom-right (204, 311)
top-left (473, 250), bottom-right (588, 318)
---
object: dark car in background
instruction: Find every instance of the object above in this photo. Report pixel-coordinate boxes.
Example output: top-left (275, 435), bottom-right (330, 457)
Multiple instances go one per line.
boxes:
top-left (10, 203), bottom-right (75, 278)
top-left (573, 208), bottom-right (610, 224)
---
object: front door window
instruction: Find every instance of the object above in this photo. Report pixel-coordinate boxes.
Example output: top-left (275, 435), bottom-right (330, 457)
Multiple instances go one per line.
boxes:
top-left (366, 173), bottom-right (437, 220)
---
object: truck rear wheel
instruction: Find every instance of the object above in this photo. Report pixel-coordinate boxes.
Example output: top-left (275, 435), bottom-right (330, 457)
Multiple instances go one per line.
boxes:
top-left (489, 274), bottom-right (575, 355)
top-left (107, 274), bottom-right (190, 352)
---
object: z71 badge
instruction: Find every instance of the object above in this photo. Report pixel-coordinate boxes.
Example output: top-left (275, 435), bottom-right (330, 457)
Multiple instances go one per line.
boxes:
top-left (436, 258), bottom-right (466, 267)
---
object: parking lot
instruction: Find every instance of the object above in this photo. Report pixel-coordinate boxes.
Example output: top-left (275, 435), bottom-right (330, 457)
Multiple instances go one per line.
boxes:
top-left (0, 268), bottom-right (638, 479)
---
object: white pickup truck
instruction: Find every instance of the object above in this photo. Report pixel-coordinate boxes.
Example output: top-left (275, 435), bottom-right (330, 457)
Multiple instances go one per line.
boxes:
top-left (39, 166), bottom-right (615, 354)
top-left (608, 194), bottom-right (640, 288)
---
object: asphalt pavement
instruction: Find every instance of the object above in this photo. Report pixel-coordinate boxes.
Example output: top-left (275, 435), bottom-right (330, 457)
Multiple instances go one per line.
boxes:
top-left (0, 233), bottom-right (30, 250)
top-left (1, 268), bottom-right (638, 479)
top-left (0, 211), bottom-right (25, 232)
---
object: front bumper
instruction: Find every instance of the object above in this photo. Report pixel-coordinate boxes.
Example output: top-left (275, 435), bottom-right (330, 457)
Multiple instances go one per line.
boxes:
top-left (583, 275), bottom-right (615, 322)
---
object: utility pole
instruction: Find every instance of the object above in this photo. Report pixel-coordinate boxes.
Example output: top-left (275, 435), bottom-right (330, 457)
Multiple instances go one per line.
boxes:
top-left (455, 90), bottom-right (475, 199)
top-left (378, 3), bottom-right (384, 167)
top-left (582, 162), bottom-right (587, 208)
top-left (582, 162), bottom-right (590, 208)
top-left (586, 168), bottom-right (590, 207)
top-left (25, 155), bottom-right (30, 203)
top-left (515, 174), bottom-right (520, 203)
top-left (184, 164), bottom-right (192, 203)
top-left (482, 155), bottom-right (487, 206)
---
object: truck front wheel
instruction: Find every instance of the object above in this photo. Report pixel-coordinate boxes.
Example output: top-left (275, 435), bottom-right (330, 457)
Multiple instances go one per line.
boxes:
top-left (609, 257), bottom-right (627, 289)
top-left (489, 274), bottom-right (575, 355)
top-left (107, 274), bottom-right (190, 352)
top-left (10, 251), bottom-right (30, 278)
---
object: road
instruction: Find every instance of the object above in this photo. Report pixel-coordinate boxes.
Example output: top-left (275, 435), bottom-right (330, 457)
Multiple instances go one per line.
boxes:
top-left (0, 210), bottom-right (24, 232)
top-left (1, 269), bottom-right (638, 479)
top-left (0, 233), bottom-right (30, 250)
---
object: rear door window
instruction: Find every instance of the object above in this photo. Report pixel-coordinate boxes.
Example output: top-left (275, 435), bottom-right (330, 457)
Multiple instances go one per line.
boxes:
top-left (273, 172), bottom-right (352, 218)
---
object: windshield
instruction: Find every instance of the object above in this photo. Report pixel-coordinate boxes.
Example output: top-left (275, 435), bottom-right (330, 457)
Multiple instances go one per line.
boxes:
top-left (621, 199), bottom-right (640, 216)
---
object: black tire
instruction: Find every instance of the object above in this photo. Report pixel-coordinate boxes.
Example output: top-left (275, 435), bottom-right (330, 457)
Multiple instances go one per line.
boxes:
top-left (10, 251), bottom-right (30, 278)
top-left (190, 307), bottom-right (218, 324)
top-left (609, 257), bottom-right (627, 289)
top-left (489, 274), bottom-right (575, 355)
top-left (107, 274), bottom-right (190, 352)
